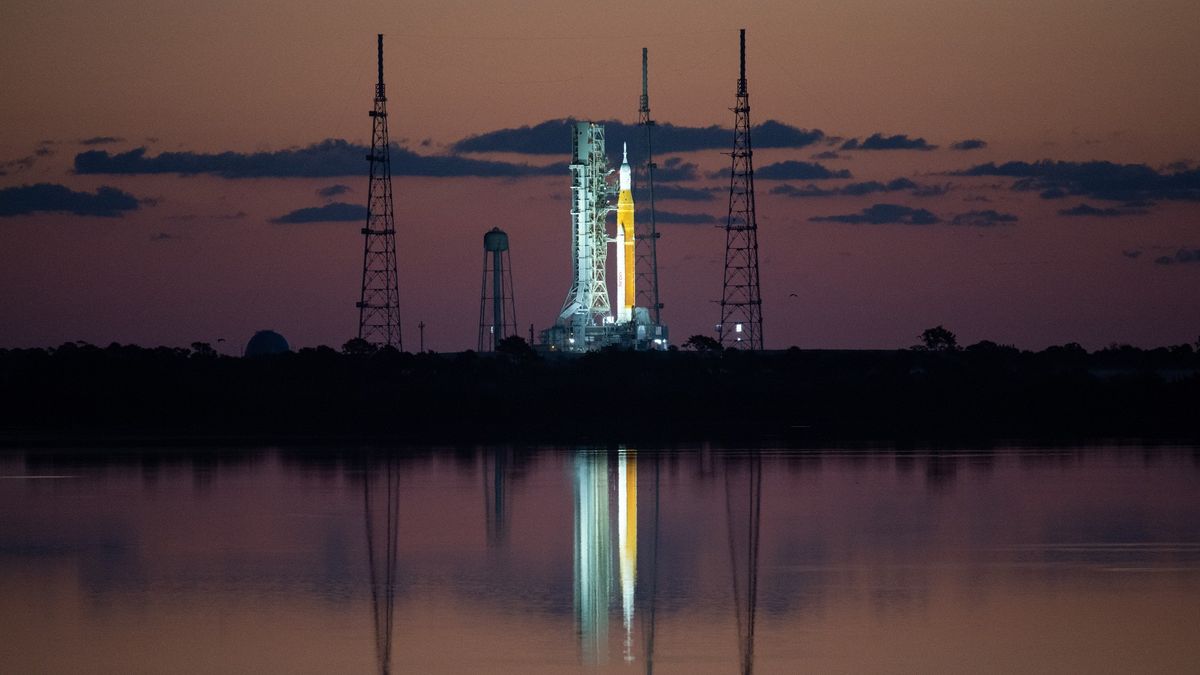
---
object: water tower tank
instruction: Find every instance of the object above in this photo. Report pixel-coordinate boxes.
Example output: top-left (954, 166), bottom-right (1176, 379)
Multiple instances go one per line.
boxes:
top-left (484, 227), bottom-right (509, 252)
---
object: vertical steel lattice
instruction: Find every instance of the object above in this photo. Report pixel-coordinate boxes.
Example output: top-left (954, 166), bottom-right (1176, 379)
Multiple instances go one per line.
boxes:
top-left (357, 34), bottom-right (402, 349)
top-left (635, 47), bottom-right (663, 324)
top-left (719, 29), bottom-right (763, 350)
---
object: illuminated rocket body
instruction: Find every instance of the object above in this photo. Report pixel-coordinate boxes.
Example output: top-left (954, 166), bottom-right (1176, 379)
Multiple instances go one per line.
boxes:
top-left (615, 144), bottom-right (636, 323)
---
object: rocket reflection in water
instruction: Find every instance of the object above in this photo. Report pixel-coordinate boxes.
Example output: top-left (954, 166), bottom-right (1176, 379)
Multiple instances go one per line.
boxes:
top-left (618, 451), bottom-right (637, 661)
top-left (572, 448), bottom-right (642, 664)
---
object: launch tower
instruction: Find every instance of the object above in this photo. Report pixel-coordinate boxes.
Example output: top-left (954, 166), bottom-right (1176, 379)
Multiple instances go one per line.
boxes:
top-left (558, 122), bottom-right (613, 334)
top-left (356, 34), bottom-right (403, 349)
top-left (718, 29), bottom-right (764, 350)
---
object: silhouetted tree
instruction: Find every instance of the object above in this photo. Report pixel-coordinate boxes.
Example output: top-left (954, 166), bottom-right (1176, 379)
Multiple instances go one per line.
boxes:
top-left (917, 325), bottom-right (959, 352)
top-left (683, 334), bottom-right (723, 352)
top-left (341, 337), bottom-right (377, 356)
top-left (965, 340), bottom-right (1018, 355)
top-left (190, 342), bottom-right (217, 359)
top-left (496, 335), bottom-right (536, 360)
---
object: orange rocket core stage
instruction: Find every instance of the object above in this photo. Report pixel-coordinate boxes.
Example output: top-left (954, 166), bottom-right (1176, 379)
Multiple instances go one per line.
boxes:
top-left (616, 144), bottom-right (635, 323)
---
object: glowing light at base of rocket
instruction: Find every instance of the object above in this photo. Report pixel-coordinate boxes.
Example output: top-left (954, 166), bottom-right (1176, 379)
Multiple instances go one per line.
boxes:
top-left (616, 143), bottom-right (636, 324)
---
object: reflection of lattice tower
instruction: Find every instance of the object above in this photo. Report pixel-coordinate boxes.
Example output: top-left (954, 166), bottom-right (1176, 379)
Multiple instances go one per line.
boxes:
top-left (635, 48), bottom-right (663, 324)
top-left (718, 29), bottom-right (763, 350)
top-left (478, 228), bottom-right (518, 352)
top-left (558, 123), bottom-right (612, 331)
top-left (363, 457), bottom-right (400, 675)
top-left (357, 34), bottom-right (402, 349)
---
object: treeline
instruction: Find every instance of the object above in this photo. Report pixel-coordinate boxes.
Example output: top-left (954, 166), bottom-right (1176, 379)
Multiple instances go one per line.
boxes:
top-left (1, 338), bottom-right (1198, 442)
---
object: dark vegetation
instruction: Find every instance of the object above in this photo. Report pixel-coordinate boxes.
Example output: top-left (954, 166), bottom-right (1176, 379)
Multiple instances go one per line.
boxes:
top-left (1, 332), bottom-right (1198, 444)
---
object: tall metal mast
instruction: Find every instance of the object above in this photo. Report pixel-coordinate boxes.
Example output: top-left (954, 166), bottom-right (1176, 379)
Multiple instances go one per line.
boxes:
top-left (635, 48), bottom-right (663, 325)
top-left (718, 29), bottom-right (764, 350)
top-left (357, 34), bottom-right (403, 349)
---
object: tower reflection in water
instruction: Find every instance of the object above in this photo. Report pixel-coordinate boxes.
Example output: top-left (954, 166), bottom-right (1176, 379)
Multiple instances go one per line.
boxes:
top-left (363, 456), bottom-right (401, 675)
top-left (726, 453), bottom-right (763, 675)
top-left (572, 448), bottom-right (660, 668)
top-left (573, 450), bottom-right (612, 664)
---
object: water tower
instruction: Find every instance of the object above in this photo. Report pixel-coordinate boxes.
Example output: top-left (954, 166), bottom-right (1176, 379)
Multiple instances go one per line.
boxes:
top-left (478, 228), bottom-right (518, 351)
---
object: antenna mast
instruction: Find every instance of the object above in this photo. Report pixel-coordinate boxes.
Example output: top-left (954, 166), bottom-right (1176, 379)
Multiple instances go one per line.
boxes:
top-left (718, 29), bottom-right (764, 350)
top-left (635, 47), bottom-right (663, 326)
top-left (357, 34), bottom-right (403, 348)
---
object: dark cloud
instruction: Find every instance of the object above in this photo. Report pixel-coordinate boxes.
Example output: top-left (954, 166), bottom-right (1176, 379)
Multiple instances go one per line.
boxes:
top-left (653, 157), bottom-right (700, 182)
top-left (34, 146), bottom-right (54, 157)
top-left (770, 177), bottom-right (945, 198)
top-left (167, 210), bottom-right (246, 222)
top-left (912, 182), bottom-right (952, 197)
top-left (1, 155), bottom-right (37, 173)
top-left (0, 183), bottom-right (140, 217)
top-left (950, 139), bottom-right (988, 151)
top-left (955, 160), bottom-right (1200, 202)
top-left (271, 202), bottom-right (368, 224)
top-left (450, 118), bottom-right (825, 155)
top-left (771, 184), bottom-right (826, 198)
top-left (755, 161), bottom-right (852, 181)
top-left (80, 136), bottom-right (125, 146)
top-left (1153, 248), bottom-right (1200, 265)
top-left (644, 184), bottom-right (717, 202)
top-left (1122, 249), bottom-right (1142, 259)
top-left (1058, 203), bottom-right (1148, 217)
top-left (317, 184), bottom-right (351, 198)
top-left (811, 150), bottom-right (843, 160)
top-left (75, 140), bottom-right (564, 179)
top-left (810, 203), bottom-right (940, 225)
top-left (150, 232), bottom-right (178, 241)
top-left (950, 209), bottom-right (1018, 227)
top-left (963, 195), bottom-right (992, 202)
top-left (636, 208), bottom-right (717, 225)
top-left (841, 133), bottom-right (936, 151)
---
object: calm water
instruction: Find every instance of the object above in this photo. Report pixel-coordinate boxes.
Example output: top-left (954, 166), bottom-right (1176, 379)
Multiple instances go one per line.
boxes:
top-left (2, 445), bottom-right (1199, 674)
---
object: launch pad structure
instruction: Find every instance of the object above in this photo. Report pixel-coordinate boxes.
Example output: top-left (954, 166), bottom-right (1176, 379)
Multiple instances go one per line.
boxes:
top-left (540, 49), bottom-right (669, 353)
top-left (541, 121), bottom-right (669, 352)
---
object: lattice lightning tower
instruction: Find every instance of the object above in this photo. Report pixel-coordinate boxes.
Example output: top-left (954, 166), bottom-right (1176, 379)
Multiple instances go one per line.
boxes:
top-left (636, 47), bottom-right (663, 325)
top-left (718, 29), bottom-right (763, 350)
top-left (357, 34), bottom-right (402, 349)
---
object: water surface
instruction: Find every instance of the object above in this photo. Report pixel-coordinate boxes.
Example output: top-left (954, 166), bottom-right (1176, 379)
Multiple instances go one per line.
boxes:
top-left (1, 445), bottom-right (1198, 673)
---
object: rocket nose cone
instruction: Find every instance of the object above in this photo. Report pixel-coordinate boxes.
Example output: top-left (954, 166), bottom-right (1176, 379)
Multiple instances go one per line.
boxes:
top-left (619, 143), bottom-right (632, 190)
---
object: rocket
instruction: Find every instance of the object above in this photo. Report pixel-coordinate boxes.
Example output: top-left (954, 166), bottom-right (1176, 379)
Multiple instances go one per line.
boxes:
top-left (615, 143), bottom-right (636, 324)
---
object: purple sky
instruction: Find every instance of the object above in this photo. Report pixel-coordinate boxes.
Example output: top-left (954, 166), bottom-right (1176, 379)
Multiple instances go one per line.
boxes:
top-left (1, 1), bottom-right (1198, 351)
